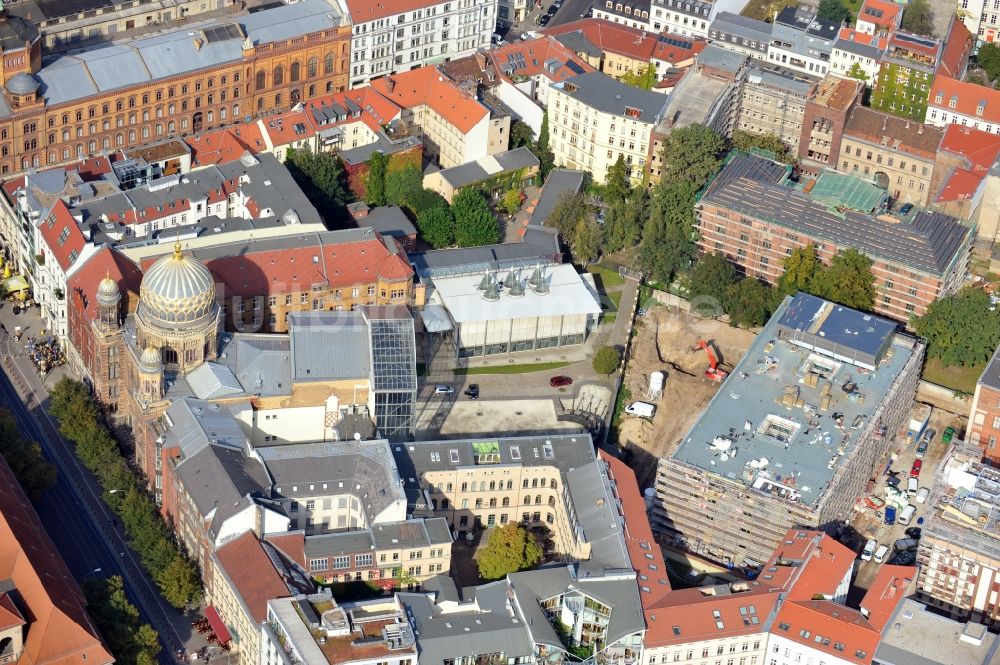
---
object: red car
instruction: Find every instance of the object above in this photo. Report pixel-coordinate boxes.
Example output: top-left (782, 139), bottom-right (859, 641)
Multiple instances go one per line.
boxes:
top-left (550, 375), bottom-right (573, 388)
top-left (910, 459), bottom-right (922, 478)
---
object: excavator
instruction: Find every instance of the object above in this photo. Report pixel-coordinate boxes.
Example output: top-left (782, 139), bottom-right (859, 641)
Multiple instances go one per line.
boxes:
top-left (692, 339), bottom-right (728, 382)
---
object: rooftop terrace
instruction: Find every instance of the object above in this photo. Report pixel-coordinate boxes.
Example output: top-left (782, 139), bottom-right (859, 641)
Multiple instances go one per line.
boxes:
top-left (671, 294), bottom-right (916, 508)
top-left (925, 441), bottom-right (1000, 562)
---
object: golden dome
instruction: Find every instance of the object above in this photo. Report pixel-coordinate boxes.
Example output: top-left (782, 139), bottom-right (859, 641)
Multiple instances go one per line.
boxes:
top-left (96, 271), bottom-right (120, 307)
top-left (137, 243), bottom-right (218, 332)
top-left (139, 346), bottom-right (163, 374)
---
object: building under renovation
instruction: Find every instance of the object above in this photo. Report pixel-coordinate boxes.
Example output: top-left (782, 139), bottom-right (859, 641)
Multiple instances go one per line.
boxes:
top-left (652, 292), bottom-right (924, 568)
top-left (917, 441), bottom-right (1000, 628)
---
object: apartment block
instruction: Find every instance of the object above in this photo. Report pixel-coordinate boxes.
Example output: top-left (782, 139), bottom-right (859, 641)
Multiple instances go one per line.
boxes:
top-left (797, 75), bottom-right (862, 172)
top-left (932, 124), bottom-right (1000, 226)
top-left (548, 71), bottom-right (668, 184)
top-left (342, 0), bottom-right (497, 87)
top-left (652, 292), bottom-right (923, 567)
top-left (697, 155), bottom-right (973, 321)
top-left (830, 29), bottom-right (887, 83)
top-left (927, 74), bottom-right (1000, 135)
top-left (917, 441), bottom-right (1000, 627)
top-left (838, 106), bottom-right (944, 205)
top-left (737, 66), bottom-right (812, 155)
top-left (765, 6), bottom-right (839, 78)
top-left (969, 347), bottom-right (1000, 460)
top-left (708, 12), bottom-right (772, 61)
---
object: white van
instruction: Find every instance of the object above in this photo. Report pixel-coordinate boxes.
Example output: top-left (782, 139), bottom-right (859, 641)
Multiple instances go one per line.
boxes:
top-left (624, 402), bottom-right (656, 418)
top-left (898, 504), bottom-right (917, 526)
top-left (873, 544), bottom-right (890, 563)
top-left (907, 477), bottom-right (919, 497)
top-left (861, 539), bottom-right (877, 561)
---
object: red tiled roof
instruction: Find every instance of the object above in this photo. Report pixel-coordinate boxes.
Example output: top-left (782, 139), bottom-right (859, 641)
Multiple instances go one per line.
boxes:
top-left (939, 123), bottom-right (1000, 170)
top-left (598, 451), bottom-right (670, 607)
top-left (213, 531), bottom-right (290, 624)
top-left (489, 37), bottom-right (597, 83)
top-left (929, 74), bottom-right (1000, 124)
top-left (261, 109), bottom-right (316, 148)
top-left (889, 31), bottom-right (939, 58)
top-left (856, 0), bottom-right (900, 29)
top-left (38, 199), bottom-right (87, 273)
top-left (774, 600), bottom-right (881, 664)
top-left (645, 587), bottom-right (779, 646)
top-left (66, 246), bottom-right (143, 324)
top-left (543, 18), bottom-right (703, 64)
top-left (859, 564), bottom-right (914, 631)
top-left (0, 455), bottom-right (114, 665)
top-left (939, 17), bottom-right (973, 78)
top-left (304, 87), bottom-right (403, 135)
top-left (836, 28), bottom-right (886, 49)
top-left (937, 167), bottom-right (983, 201)
top-left (370, 66), bottom-right (489, 134)
top-left (342, 0), bottom-right (439, 24)
top-left (765, 531), bottom-right (856, 601)
top-left (0, 593), bottom-right (24, 631)
top-left (265, 531), bottom-right (307, 568)
top-left (186, 126), bottom-right (267, 167)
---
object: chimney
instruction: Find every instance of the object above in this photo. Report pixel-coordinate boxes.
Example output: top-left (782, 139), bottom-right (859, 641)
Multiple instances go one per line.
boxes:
top-left (193, 37), bottom-right (203, 50)
top-left (386, 76), bottom-right (396, 94)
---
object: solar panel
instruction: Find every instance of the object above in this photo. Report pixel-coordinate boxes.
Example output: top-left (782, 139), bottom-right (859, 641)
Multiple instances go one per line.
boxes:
top-left (203, 24), bottom-right (243, 43)
top-left (565, 60), bottom-right (586, 75)
top-left (658, 34), bottom-right (693, 49)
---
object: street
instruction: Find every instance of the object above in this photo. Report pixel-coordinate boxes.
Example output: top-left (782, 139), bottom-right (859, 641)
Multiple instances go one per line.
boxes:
top-left (0, 304), bottom-right (206, 663)
top-left (500, 0), bottom-right (593, 39)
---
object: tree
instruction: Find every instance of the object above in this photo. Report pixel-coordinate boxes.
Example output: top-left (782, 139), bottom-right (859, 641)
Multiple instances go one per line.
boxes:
top-left (730, 130), bottom-right (794, 164)
top-left (817, 0), bottom-right (849, 24)
top-left (846, 62), bottom-right (870, 83)
top-left (452, 188), bottom-right (499, 247)
top-left (604, 155), bottom-right (631, 205)
top-left (592, 346), bottom-right (621, 375)
top-left (913, 287), bottom-right (1000, 367)
top-left (570, 218), bottom-right (603, 264)
top-left (725, 278), bottom-right (774, 328)
top-left (408, 188), bottom-right (450, 214)
top-left (533, 112), bottom-right (556, 179)
top-left (660, 124), bottom-right (726, 189)
top-left (416, 206), bottom-right (455, 248)
top-left (688, 252), bottom-right (736, 306)
top-left (810, 248), bottom-right (875, 311)
top-left (603, 187), bottom-right (645, 253)
top-left (978, 43), bottom-right (1000, 82)
top-left (511, 120), bottom-right (535, 149)
top-left (638, 180), bottom-right (699, 284)
top-left (502, 188), bottom-right (523, 216)
top-left (0, 410), bottom-right (55, 502)
top-left (156, 554), bottom-right (202, 609)
top-left (618, 65), bottom-right (657, 90)
top-left (285, 148), bottom-right (353, 225)
top-left (385, 165), bottom-right (423, 210)
top-left (476, 523), bottom-right (543, 580)
top-left (901, 0), bottom-right (935, 37)
top-left (365, 151), bottom-right (389, 206)
top-left (84, 576), bottom-right (161, 665)
top-left (545, 192), bottom-right (589, 238)
top-left (777, 244), bottom-right (822, 297)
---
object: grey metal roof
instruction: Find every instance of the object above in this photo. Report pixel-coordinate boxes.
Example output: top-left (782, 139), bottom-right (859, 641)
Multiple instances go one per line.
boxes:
top-left (834, 34), bottom-right (886, 59)
top-left (493, 146), bottom-right (541, 171)
top-left (216, 333), bottom-right (293, 397)
top-left (980, 344), bottom-right (1000, 392)
top-left (339, 132), bottom-right (423, 165)
top-left (747, 67), bottom-right (813, 96)
top-left (697, 43), bottom-right (750, 74)
top-left (710, 11), bottom-right (772, 43)
top-left (553, 31), bottom-right (602, 59)
top-left (36, 0), bottom-right (342, 107)
top-left (185, 361), bottom-right (244, 400)
top-left (528, 169), bottom-right (585, 227)
top-left (361, 206), bottom-right (417, 240)
top-left (778, 292), bottom-right (898, 368)
top-left (438, 162), bottom-right (490, 189)
top-left (303, 529), bottom-right (375, 558)
top-left (287, 311), bottom-right (370, 382)
top-left (258, 440), bottom-right (406, 521)
top-left (701, 155), bottom-right (972, 276)
top-left (566, 461), bottom-right (631, 570)
top-left (408, 229), bottom-right (561, 278)
top-left (551, 72), bottom-right (669, 124)
top-left (670, 294), bottom-right (918, 509)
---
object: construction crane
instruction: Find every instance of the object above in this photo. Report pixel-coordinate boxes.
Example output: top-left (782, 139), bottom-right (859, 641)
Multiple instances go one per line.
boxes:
top-left (692, 339), bottom-right (728, 382)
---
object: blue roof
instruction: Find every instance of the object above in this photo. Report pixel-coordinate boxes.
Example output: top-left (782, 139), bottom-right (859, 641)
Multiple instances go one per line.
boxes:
top-left (778, 292), bottom-right (897, 361)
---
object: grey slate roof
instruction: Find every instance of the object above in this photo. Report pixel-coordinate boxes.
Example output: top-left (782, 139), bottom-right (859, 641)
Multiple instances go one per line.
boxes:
top-left (339, 132), bottom-right (423, 165)
top-left (301, 518), bottom-right (452, 560)
top-left (36, 0), bottom-right (343, 107)
top-left (528, 169), bottom-right (586, 227)
top-left (361, 206), bottom-right (417, 240)
top-left (185, 362), bottom-right (244, 400)
top-left (710, 11), bottom-right (772, 44)
top-left (980, 344), bottom-right (1000, 391)
top-left (696, 43), bottom-right (751, 74)
top-left (834, 33), bottom-right (886, 59)
top-left (552, 72), bottom-right (669, 124)
top-left (553, 31), bottom-right (602, 59)
top-left (747, 67), bottom-right (813, 96)
top-left (287, 311), bottom-right (370, 382)
top-left (701, 155), bottom-right (971, 276)
top-left (408, 226), bottom-right (561, 278)
top-left (216, 333), bottom-right (293, 397)
top-left (494, 146), bottom-right (540, 171)
top-left (438, 162), bottom-right (490, 189)
top-left (258, 440), bottom-right (405, 521)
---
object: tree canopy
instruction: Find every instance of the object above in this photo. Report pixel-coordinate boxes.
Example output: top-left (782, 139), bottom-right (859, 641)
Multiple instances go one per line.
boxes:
top-left (604, 155), bottom-right (631, 205)
top-left (592, 346), bottom-right (621, 375)
top-left (452, 188), bottom-right (500, 247)
top-left (817, 0), bottom-right (850, 24)
top-left (365, 151), bottom-right (389, 206)
top-left (384, 165), bottom-right (424, 211)
top-left (0, 410), bottom-right (55, 502)
top-left (511, 120), bottom-right (535, 149)
top-left (810, 248), bottom-right (875, 311)
top-left (638, 179), bottom-right (699, 284)
top-left (416, 206), bottom-right (455, 249)
top-left (476, 523), bottom-right (543, 581)
top-left (660, 124), bottom-right (726, 189)
top-left (285, 148), bottom-right (353, 226)
top-left (725, 278), bottom-right (775, 328)
top-left (603, 187), bottom-right (646, 254)
top-left (533, 112), bottom-right (556, 179)
top-left (901, 0), bottom-right (935, 37)
top-left (913, 287), bottom-right (1000, 367)
top-left (618, 65), bottom-right (657, 90)
top-left (84, 576), bottom-right (161, 665)
top-left (688, 252), bottom-right (737, 306)
top-left (730, 130), bottom-right (794, 164)
top-left (978, 43), bottom-right (1000, 82)
top-left (777, 244), bottom-right (823, 297)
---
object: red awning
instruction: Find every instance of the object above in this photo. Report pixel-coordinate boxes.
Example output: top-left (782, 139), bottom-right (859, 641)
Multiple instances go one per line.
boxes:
top-left (204, 605), bottom-right (232, 644)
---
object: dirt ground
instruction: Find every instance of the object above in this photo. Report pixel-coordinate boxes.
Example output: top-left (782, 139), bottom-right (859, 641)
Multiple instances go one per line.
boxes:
top-left (618, 307), bottom-right (757, 491)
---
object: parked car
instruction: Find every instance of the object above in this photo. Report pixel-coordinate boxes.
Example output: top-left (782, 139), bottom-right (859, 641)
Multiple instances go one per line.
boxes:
top-left (898, 504), bottom-right (917, 525)
top-left (916, 487), bottom-right (930, 504)
top-left (915, 439), bottom-right (928, 458)
top-left (539, 13), bottom-right (551, 25)
top-left (550, 375), bottom-right (573, 387)
top-left (547, 3), bottom-right (558, 12)
top-left (943, 426), bottom-right (956, 444)
top-left (899, 203), bottom-right (914, 215)
top-left (873, 544), bottom-right (890, 563)
top-left (910, 459), bottom-right (922, 478)
top-left (907, 476), bottom-right (918, 497)
top-left (921, 428), bottom-right (936, 445)
top-left (464, 384), bottom-right (480, 400)
top-left (886, 474), bottom-right (900, 489)
top-left (861, 539), bottom-right (877, 561)
top-left (904, 526), bottom-right (922, 539)
top-left (433, 384), bottom-right (455, 396)
top-left (519, 31), bottom-right (530, 40)
top-left (884, 505), bottom-right (896, 525)
top-left (889, 550), bottom-right (916, 565)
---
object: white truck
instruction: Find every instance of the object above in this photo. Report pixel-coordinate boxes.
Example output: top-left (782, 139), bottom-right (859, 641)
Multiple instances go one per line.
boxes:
top-left (624, 402), bottom-right (656, 418)
top-left (907, 404), bottom-right (932, 444)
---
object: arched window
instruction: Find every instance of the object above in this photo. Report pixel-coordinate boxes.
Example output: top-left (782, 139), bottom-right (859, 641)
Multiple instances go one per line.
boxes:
top-left (88, 140), bottom-right (96, 153)
top-left (62, 129), bottom-right (69, 141)
top-left (115, 133), bottom-right (123, 146)
top-left (156, 124), bottom-right (163, 136)
top-left (233, 104), bottom-right (239, 118)
top-left (102, 137), bottom-right (110, 149)
top-left (273, 65), bottom-right (284, 86)
top-left (142, 126), bottom-right (149, 139)
top-left (89, 123), bottom-right (96, 135)
top-left (128, 113), bottom-right (136, 125)
top-left (167, 120), bottom-right (175, 133)
top-left (77, 143), bottom-right (84, 157)
top-left (220, 107), bottom-right (227, 120)
top-left (128, 129), bottom-right (136, 143)
top-left (47, 151), bottom-right (55, 163)
top-left (62, 147), bottom-right (69, 159)
top-left (274, 93), bottom-right (282, 107)
top-left (324, 52), bottom-right (334, 74)
top-left (102, 119), bottom-right (110, 131)
top-left (257, 98), bottom-right (264, 111)
top-left (290, 61), bottom-right (300, 82)
top-left (308, 84), bottom-right (315, 98)
top-left (256, 70), bottom-right (266, 90)
top-left (307, 57), bottom-right (318, 77)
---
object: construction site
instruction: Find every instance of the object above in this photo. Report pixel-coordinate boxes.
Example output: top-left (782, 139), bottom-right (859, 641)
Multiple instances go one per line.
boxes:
top-left (648, 293), bottom-right (925, 569)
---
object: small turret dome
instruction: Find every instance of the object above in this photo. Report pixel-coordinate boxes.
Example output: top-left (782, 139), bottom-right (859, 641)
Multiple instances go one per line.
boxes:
top-left (96, 272), bottom-right (120, 307)
top-left (139, 346), bottom-right (163, 374)
top-left (6, 73), bottom-right (39, 96)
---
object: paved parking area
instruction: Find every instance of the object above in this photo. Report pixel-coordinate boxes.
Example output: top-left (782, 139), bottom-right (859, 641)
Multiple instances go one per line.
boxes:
top-left (413, 397), bottom-right (584, 439)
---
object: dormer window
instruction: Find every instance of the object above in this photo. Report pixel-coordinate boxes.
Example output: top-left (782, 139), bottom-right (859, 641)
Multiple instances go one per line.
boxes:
top-left (978, 100), bottom-right (986, 116)
top-left (624, 5), bottom-right (631, 12)
top-left (950, 94), bottom-right (958, 109)
top-left (935, 91), bottom-right (943, 104)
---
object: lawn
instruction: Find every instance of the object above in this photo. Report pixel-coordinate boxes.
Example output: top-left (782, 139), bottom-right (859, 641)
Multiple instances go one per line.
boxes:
top-left (921, 358), bottom-right (983, 395)
top-left (454, 361), bottom-right (571, 376)
top-left (586, 263), bottom-right (625, 288)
